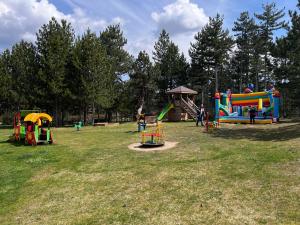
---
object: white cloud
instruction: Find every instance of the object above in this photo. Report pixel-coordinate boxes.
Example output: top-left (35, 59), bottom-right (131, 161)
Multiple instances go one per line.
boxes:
top-left (150, 0), bottom-right (209, 60)
top-left (151, 0), bottom-right (209, 35)
top-left (126, 36), bottom-right (155, 58)
top-left (0, 0), bottom-right (124, 51)
top-left (172, 31), bottom-right (196, 58)
top-left (126, 31), bottom-right (196, 61)
top-left (70, 8), bottom-right (125, 34)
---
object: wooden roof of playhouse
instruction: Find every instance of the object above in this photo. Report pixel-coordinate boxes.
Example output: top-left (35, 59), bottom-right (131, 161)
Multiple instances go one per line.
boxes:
top-left (167, 86), bottom-right (198, 95)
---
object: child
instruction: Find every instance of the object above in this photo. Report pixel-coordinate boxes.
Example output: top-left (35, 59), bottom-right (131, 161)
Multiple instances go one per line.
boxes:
top-left (249, 107), bottom-right (257, 124)
top-left (196, 104), bottom-right (205, 126)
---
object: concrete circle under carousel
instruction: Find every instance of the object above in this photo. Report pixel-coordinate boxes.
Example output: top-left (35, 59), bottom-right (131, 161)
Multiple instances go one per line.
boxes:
top-left (128, 141), bottom-right (178, 152)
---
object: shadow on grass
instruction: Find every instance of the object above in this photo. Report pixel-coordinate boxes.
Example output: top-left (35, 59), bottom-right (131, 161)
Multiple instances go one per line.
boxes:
top-left (125, 131), bottom-right (139, 134)
top-left (0, 139), bottom-right (27, 147)
top-left (212, 123), bottom-right (300, 142)
top-left (277, 118), bottom-right (300, 123)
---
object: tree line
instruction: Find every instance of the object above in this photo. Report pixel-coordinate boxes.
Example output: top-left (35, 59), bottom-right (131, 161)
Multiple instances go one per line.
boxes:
top-left (0, 1), bottom-right (299, 125)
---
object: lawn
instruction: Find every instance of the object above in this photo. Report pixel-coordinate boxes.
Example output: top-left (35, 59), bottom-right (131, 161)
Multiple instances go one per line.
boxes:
top-left (0, 121), bottom-right (299, 225)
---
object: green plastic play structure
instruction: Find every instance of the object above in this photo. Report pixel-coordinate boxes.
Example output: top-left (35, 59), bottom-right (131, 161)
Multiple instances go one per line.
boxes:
top-left (157, 103), bottom-right (174, 121)
top-left (74, 121), bottom-right (83, 131)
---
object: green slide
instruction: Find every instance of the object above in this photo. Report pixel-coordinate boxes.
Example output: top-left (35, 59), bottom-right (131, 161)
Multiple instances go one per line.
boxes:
top-left (219, 104), bottom-right (230, 116)
top-left (157, 103), bottom-right (174, 121)
top-left (265, 106), bottom-right (273, 113)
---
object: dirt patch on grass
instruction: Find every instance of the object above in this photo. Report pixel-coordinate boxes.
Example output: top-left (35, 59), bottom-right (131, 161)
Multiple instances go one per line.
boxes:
top-left (128, 141), bottom-right (179, 152)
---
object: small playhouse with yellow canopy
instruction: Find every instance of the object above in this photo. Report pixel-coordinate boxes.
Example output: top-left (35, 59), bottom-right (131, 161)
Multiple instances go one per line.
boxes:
top-left (215, 86), bottom-right (280, 124)
top-left (13, 110), bottom-right (53, 146)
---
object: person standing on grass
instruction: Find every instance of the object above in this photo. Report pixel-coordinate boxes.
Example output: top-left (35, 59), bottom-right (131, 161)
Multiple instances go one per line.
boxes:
top-left (249, 106), bottom-right (257, 124)
top-left (196, 104), bottom-right (205, 126)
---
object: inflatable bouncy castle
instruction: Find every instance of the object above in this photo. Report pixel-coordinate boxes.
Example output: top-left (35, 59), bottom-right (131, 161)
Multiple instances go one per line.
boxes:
top-left (215, 86), bottom-right (280, 124)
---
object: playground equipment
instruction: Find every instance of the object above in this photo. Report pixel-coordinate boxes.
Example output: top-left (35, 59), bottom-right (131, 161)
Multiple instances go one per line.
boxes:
top-left (215, 88), bottom-right (280, 124)
top-left (157, 86), bottom-right (199, 121)
top-left (74, 121), bottom-right (83, 131)
top-left (13, 110), bottom-right (40, 141)
top-left (157, 103), bottom-right (174, 121)
top-left (13, 111), bottom-right (53, 146)
top-left (138, 121), bottom-right (146, 132)
top-left (141, 123), bottom-right (164, 147)
top-left (204, 112), bottom-right (219, 133)
top-left (136, 113), bottom-right (146, 132)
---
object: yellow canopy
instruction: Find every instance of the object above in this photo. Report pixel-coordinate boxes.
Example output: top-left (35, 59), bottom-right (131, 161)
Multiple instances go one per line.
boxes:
top-left (24, 113), bottom-right (53, 123)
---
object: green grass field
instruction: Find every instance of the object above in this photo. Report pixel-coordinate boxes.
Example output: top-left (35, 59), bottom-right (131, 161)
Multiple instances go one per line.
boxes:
top-left (0, 121), bottom-right (299, 225)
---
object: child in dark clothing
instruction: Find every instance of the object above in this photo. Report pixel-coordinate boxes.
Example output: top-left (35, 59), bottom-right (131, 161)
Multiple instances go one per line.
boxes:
top-left (249, 107), bottom-right (257, 124)
top-left (196, 104), bottom-right (205, 126)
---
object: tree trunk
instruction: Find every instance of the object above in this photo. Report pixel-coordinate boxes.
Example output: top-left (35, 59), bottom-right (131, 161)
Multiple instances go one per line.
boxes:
top-left (83, 105), bottom-right (87, 125)
top-left (264, 53), bottom-right (268, 89)
top-left (255, 62), bottom-right (259, 92)
top-left (239, 76), bottom-right (242, 93)
top-left (55, 98), bottom-right (59, 127)
top-left (215, 67), bottom-right (219, 92)
top-left (106, 110), bottom-right (112, 122)
top-left (92, 102), bottom-right (95, 124)
top-left (79, 108), bottom-right (82, 122)
top-left (61, 110), bottom-right (64, 127)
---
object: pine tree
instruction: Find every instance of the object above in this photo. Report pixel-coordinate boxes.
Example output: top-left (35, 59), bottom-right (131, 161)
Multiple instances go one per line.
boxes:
top-left (274, 0), bottom-right (300, 114)
top-left (153, 29), bottom-right (171, 105)
top-left (189, 14), bottom-right (233, 101)
top-left (99, 24), bottom-right (132, 120)
top-left (129, 51), bottom-right (157, 113)
top-left (100, 24), bottom-right (132, 77)
top-left (10, 41), bottom-right (39, 108)
top-left (153, 29), bottom-right (171, 64)
top-left (175, 53), bottom-right (189, 86)
top-left (189, 29), bottom-right (210, 98)
top-left (0, 50), bottom-right (12, 112)
top-left (36, 17), bottom-right (74, 126)
top-left (153, 29), bottom-right (189, 106)
top-left (286, 1), bottom-right (300, 89)
top-left (255, 3), bottom-right (287, 86)
top-left (232, 12), bottom-right (256, 90)
top-left (72, 29), bottom-right (113, 123)
top-left (165, 43), bottom-right (189, 88)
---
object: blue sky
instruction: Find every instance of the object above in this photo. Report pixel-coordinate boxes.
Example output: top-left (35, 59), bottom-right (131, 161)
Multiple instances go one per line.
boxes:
top-left (0, 0), bottom-right (298, 57)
